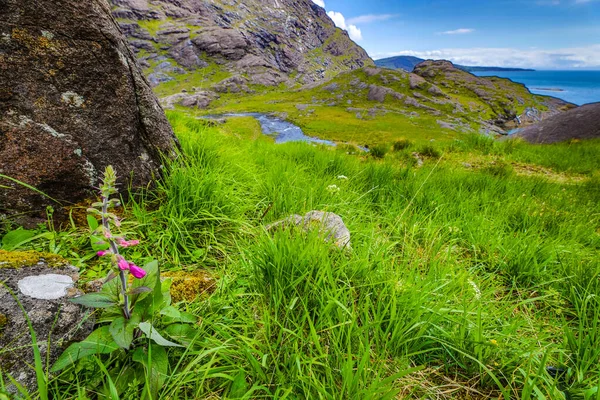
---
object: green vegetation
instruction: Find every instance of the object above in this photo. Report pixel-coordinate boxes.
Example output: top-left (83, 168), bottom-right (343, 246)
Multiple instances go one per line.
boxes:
top-left (1, 112), bottom-right (599, 399)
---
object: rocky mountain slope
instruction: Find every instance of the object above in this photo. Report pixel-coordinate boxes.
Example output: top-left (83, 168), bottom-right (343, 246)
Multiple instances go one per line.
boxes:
top-left (110, 0), bottom-right (373, 93)
top-left (512, 102), bottom-right (600, 143)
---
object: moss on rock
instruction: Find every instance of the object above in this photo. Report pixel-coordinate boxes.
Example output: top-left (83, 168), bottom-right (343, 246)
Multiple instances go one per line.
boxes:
top-left (163, 270), bottom-right (215, 303)
top-left (0, 250), bottom-right (68, 269)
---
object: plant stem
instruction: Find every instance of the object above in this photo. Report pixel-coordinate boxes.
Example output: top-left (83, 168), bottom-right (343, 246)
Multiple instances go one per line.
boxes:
top-left (119, 270), bottom-right (131, 319)
top-left (102, 195), bottom-right (131, 320)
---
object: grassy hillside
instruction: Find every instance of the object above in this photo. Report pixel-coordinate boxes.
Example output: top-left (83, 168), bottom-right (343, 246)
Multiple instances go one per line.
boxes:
top-left (186, 66), bottom-right (568, 146)
top-left (3, 112), bottom-right (600, 399)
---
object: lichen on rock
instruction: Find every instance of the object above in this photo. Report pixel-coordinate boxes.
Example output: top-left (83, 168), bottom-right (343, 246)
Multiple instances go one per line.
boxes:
top-left (0, 250), bottom-right (68, 269)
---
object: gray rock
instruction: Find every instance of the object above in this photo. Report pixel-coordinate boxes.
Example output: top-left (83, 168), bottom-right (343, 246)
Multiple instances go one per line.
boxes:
top-left (266, 211), bottom-right (352, 250)
top-left (161, 91), bottom-right (218, 110)
top-left (368, 85), bottom-right (404, 103)
top-left (0, 254), bottom-right (92, 392)
top-left (192, 27), bottom-right (249, 61)
top-left (212, 75), bottom-right (250, 93)
top-left (147, 72), bottom-right (175, 86)
top-left (168, 39), bottom-right (209, 69)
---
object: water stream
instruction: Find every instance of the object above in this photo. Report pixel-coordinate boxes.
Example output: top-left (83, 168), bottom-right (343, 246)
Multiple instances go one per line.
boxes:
top-left (202, 113), bottom-right (336, 146)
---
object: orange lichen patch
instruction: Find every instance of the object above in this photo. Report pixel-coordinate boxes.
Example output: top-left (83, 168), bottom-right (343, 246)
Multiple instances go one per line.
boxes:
top-left (163, 270), bottom-right (216, 303)
top-left (0, 250), bottom-right (68, 269)
top-left (511, 162), bottom-right (587, 184)
top-left (11, 28), bottom-right (60, 54)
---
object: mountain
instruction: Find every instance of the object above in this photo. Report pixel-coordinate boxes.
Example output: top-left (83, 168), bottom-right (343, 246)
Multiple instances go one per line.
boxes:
top-left (512, 102), bottom-right (600, 143)
top-left (110, 0), bottom-right (373, 93)
top-left (374, 56), bottom-right (424, 72)
top-left (375, 56), bottom-right (535, 73)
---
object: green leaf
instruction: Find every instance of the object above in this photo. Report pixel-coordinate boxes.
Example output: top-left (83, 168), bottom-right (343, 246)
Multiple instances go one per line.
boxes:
top-left (70, 293), bottom-right (117, 309)
top-left (159, 306), bottom-right (180, 319)
top-left (138, 322), bottom-right (183, 347)
top-left (130, 261), bottom-right (159, 308)
top-left (1, 229), bottom-right (36, 250)
top-left (109, 316), bottom-right (139, 349)
top-left (90, 234), bottom-right (110, 252)
top-left (86, 215), bottom-right (99, 231)
top-left (164, 324), bottom-right (198, 347)
top-left (133, 344), bottom-right (169, 400)
top-left (179, 312), bottom-right (197, 324)
top-left (132, 260), bottom-right (159, 291)
top-left (51, 326), bottom-right (119, 372)
top-left (229, 370), bottom-right (248, 399)
top-left (129, 286), bottom-right (152, 295)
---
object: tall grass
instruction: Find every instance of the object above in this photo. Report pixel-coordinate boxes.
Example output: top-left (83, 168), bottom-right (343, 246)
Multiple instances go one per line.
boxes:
top-left (11, 112), bottom-right (598, 398)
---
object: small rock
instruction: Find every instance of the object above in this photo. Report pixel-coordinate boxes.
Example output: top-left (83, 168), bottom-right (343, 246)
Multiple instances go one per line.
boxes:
top-left (266, 211), bottom-right (351, 250)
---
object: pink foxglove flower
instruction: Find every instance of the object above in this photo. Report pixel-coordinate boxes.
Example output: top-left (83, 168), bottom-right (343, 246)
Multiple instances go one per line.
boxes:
top-left (117, 257), bottom-right (130, 271)
top-left (128, 263), bottom-right (147, 279)
top-left (97, 250), bottom-right (110, 257)
top-left (117, 239), bottom-right (140, 248)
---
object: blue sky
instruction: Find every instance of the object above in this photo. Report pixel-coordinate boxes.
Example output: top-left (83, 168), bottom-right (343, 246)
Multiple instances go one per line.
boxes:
top-left (311, 0), bottom-right (600, 69)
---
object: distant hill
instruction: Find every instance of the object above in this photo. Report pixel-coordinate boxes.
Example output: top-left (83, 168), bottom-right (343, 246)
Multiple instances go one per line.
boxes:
top-left (375, 56), bottom-right (535, 73)
top-left (374, 56), bottom-right (424, 71)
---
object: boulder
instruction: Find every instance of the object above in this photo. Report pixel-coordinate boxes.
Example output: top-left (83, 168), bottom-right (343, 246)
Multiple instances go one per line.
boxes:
top-left (266, 211), bottom-right (351, 250)
top-left (513, 103), bottom-right (600, 143)
top-left (160, 92), bottom-right (218, 110)
top-left (0, 250), bottom-right (92, 392)
top-left (0, 0), bottom-right (179, 222)
top-left (368, 85), bottom-right (404, 103)
top-left (168, 39), bottom-right (209, 69)
top-left (212, 75), bottom-right (251, 93)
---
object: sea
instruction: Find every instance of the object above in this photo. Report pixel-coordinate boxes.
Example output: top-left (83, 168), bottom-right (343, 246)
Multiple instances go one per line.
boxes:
top-left (472, 70), bottom-right (600, 106)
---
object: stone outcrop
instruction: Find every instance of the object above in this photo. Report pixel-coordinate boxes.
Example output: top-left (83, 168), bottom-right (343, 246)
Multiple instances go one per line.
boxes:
top-left (109, 0), bottom-right (373, 87)
top-left (513, 103), bottom-right (600, 143)
top-left (0, 251), bottom-right (92, 392)
top-left (0, 0), bottom-right (179, 220)
top-left (160, 91), bottom-right (218, 110)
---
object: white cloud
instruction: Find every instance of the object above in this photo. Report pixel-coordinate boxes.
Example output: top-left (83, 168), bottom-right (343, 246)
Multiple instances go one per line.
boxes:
top-left (440, 28), bottom-right (475, 35)
top-left (372, 44), bottom-right (600, 69)
top-left (347, 14), bottom-right (398, 25)
top-left (311, 0), bottom-right (325, 7)
top-left (327, 11), bottom-right (363, 41)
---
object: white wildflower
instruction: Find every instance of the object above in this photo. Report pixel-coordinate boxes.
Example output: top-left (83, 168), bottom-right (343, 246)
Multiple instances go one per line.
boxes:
top-left (327, 184), bottom-right (340, 194)
top-left (337, 175), bottom-right (348, 180)
top-left (468, 279), bottom-right (481, 300)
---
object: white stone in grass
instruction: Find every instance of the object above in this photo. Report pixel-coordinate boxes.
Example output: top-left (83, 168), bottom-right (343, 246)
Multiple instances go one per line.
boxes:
top-left (17, 274), bottom-right (74, 300)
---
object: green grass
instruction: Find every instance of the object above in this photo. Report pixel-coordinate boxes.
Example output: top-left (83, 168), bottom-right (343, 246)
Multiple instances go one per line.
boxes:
top-left (2, 112), bottom-right (599, 399)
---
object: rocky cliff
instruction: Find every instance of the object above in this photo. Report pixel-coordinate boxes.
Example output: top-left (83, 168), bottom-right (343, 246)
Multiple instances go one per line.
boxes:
top-left (110, 0), bottom-right (373, 93)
